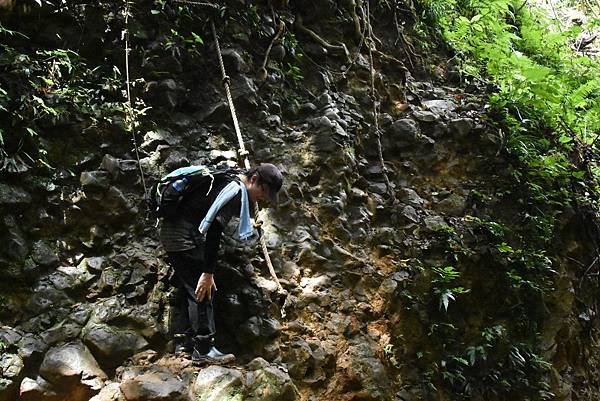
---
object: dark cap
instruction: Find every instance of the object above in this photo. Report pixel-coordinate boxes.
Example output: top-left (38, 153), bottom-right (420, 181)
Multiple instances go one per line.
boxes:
top-left (256, 163), bottom-right (283, 204)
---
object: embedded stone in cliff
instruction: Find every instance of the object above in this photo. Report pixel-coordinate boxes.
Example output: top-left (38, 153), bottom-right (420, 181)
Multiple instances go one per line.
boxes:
top-left (19, 376), bottom-right (59, 401)
top-left (422, 99), bottom-right (457, 116)
top-left (4, 215), bottom-right (28, 261)
top-left (80, 171), bottom-right (110, 191)
top-left (449, 118), bottom-right (474, 138)
top-left (82, 323), bottom-right (149, 369)
top-left (144, 79), bottom-right (185, 109)
top-left (412, 110), bottom-right (438, 122)
top-left (423, 215), bottom-right (450, 232)
top-left (0, 183), bottom-right (31, 205)
top-left (399, 188), bottom-right (425, 207)
top-left (17, 334), bottom-right (47, 363)
top-left (286, 339), bottom-right (331, 383)
top-left (231, 75), bottom-right (258, 101)
top-left (89, 382), bottom-right (124, 401)
top-left (333, 342), bottom-right (391, 400)
top-left (141, 129), bottom-right (181, 152)
top-left (119, 371), bottom-right (189, 401)
top-left (193, 366), bottom-right (244, 401)
top-left (40, 320), bottom-right (82, 346)
top-left (0, 353), bottom-right (24, 380)
top-left (387, 118), bottom-right (419, 149)
top-left (30, 240), bottom-right (59, 268)
top-left (400, 205), bottom-right (419, 223)
top-left (38, 341), bottom-right (107, 400)
top-left (245, 357), bottom-right (298, 401)
top-left (221, 48), bottom-right (248, 74)
top-left (100, 154), bottom-right (139, 182)
top-left (79, 256), bottom-right (106, 273)
top-left (435, 193), bottom-right (467, 216)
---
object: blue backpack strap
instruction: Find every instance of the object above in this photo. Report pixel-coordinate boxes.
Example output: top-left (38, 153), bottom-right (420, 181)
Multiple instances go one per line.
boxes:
top-left (161, 165), bottom-right (210, 181)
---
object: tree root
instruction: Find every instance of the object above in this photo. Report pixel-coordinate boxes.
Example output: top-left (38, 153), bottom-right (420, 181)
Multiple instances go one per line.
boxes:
top-left (257, 20), bottom-right (286, 81)
top-left (294, 13), bottom-right (350, 61)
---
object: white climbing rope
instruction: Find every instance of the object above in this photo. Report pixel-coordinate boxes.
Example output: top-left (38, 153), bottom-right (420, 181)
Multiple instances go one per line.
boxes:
top-left (124, 0), bottom-right (147, 193)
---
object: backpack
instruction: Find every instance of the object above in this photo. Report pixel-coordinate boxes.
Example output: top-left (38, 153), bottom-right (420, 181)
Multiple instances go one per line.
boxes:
top-left (146, 164), bottom-right (238, 219)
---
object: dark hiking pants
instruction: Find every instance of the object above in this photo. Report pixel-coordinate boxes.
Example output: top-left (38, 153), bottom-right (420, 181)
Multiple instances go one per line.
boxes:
top-left (166, 248), bottom-right (215, 352)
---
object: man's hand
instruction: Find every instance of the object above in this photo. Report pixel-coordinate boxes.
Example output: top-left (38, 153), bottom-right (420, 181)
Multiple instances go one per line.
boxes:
top-left (195, 272), bottom-right (216, 302)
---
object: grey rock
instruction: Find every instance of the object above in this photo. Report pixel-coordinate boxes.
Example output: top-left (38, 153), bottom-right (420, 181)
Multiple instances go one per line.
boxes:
top-left (193, 366), bottom-right (244, 401)
top-left (40, 321), bottom-right (81, 346)
top-left (286, 340), bottom-right (330, 383)
top-left (422, 99), bottom-right (457, 116)
top-left (222, 48), bottom-right (248, 74)
top-left (399, 188), bottom-right (425, 207)
top-left (0, 326), bottom-right (22, 348)
top-left (145, 79), bottom-right (185, 109)
top-left (141, 129), bottom-right (181, 152)
top-left (39, 341), bottom-right (107, 394)
top-left (368, 182), bottom-right (388, 195)
top-left (100, 155), bottom-right (139, 182)
top-left (389, 119), bottom-right (419, 141)
top-left (423, 215), bottom-right (450, 232)
top-left (89, 382), bottom-right (124, 401)
top-left (57, 264), bottom-right (95, 289)
top-left (379, 279), bottom-right (398, 299)
top-left (231, 75), bottom-right (258, 100)
top-left (335, 342), bottom-right (391, 400)
top-left (0, 353), bottom-right (24, 379)
top-left (271, 44), bottom-right (286, 62)
top-left (83, 323), bottom-right (148, 368)
top-left (412, 110), bottom-right (438, 122)
top-left (0, 183), bottom-right (31, 205)
top-left (17, 335), bottom-right (47, 362)
top-left (246, 358), bottom-right (298, 401)
top-left (30, 241), bottom-right (59, 267)
top-left (266, 115), bottom-right (282, 127)
top-left (238, 316), bottom-right (262, 340)
top-left (4, 216), bottom-right (28, 261)
top-left (400, 205), bottom-right (419, 223)
top-left (299, 103), bottom-right (317, 115)
top-left (422, 121), bottom-right (449, 138)
top-left (18, 376), bottom-right (60, 401)
top-left (25, 281), bottom-right (70, 313)
top-left (80, 171), bottom-right (110, 190)
top-left (79, 256), bottom-right (106, 273)
top-left (435, 193), bottom-right (467, 216)
top-left (119, 371), bottom-right (189, 401)
top-left (449, 118), bottom-right (474, 137)
top-left (104, 186), bottom-right (136, 215)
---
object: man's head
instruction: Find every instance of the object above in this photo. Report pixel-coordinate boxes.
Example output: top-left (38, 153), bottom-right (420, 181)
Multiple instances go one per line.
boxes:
top-left (244, 163), bottom-right (283, 205)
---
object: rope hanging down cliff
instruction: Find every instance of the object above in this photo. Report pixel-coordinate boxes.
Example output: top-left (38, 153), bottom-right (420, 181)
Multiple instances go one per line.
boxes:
top-left (124, 0), bottom-right (147, 194)
top-left (209, 19), bottom-right (284, 295)
top-left (152, 0), bottom-right (285, 296)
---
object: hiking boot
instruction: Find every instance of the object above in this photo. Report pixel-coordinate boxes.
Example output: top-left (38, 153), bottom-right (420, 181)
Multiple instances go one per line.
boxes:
top-left (191, 346), bottom-right (236, 366)
top-left (173, 335), bottom-right (193, 357)
top-left (175, 342), bottom-right (192, 357)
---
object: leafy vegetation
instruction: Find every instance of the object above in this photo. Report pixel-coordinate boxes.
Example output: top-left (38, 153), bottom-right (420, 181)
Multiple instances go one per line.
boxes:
top-left (398, 1), bottom-right (600, 399)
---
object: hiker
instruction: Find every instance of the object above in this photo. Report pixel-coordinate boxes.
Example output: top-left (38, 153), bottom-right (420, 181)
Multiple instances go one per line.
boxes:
top-left (159, 163), bottom-right (283, 364)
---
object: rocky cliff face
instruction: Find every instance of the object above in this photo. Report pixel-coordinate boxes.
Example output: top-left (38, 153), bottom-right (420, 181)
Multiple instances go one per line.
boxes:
top-left (1, 1), bottom-right (599, 400)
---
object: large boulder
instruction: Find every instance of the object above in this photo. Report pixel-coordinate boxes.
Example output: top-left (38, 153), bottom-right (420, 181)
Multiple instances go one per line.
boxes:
top-left (38, 341), bottom-right (107, 400)
top-left (0, 183), bottom-right (31, 206)
top-left (331, 342), bottom-right (391, 400)
top-left (193, 366), bottom-right (244, 401)
top-left (82, 323), bottom-right (149, 369)
top-left (119, 371), bottom-right (190, 401)
top-left (245, 357), bottom-right (298, 401)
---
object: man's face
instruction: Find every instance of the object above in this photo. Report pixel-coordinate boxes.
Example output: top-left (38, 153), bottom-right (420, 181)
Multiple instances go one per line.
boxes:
top-left (248, 174), bottom-right (272, 205)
